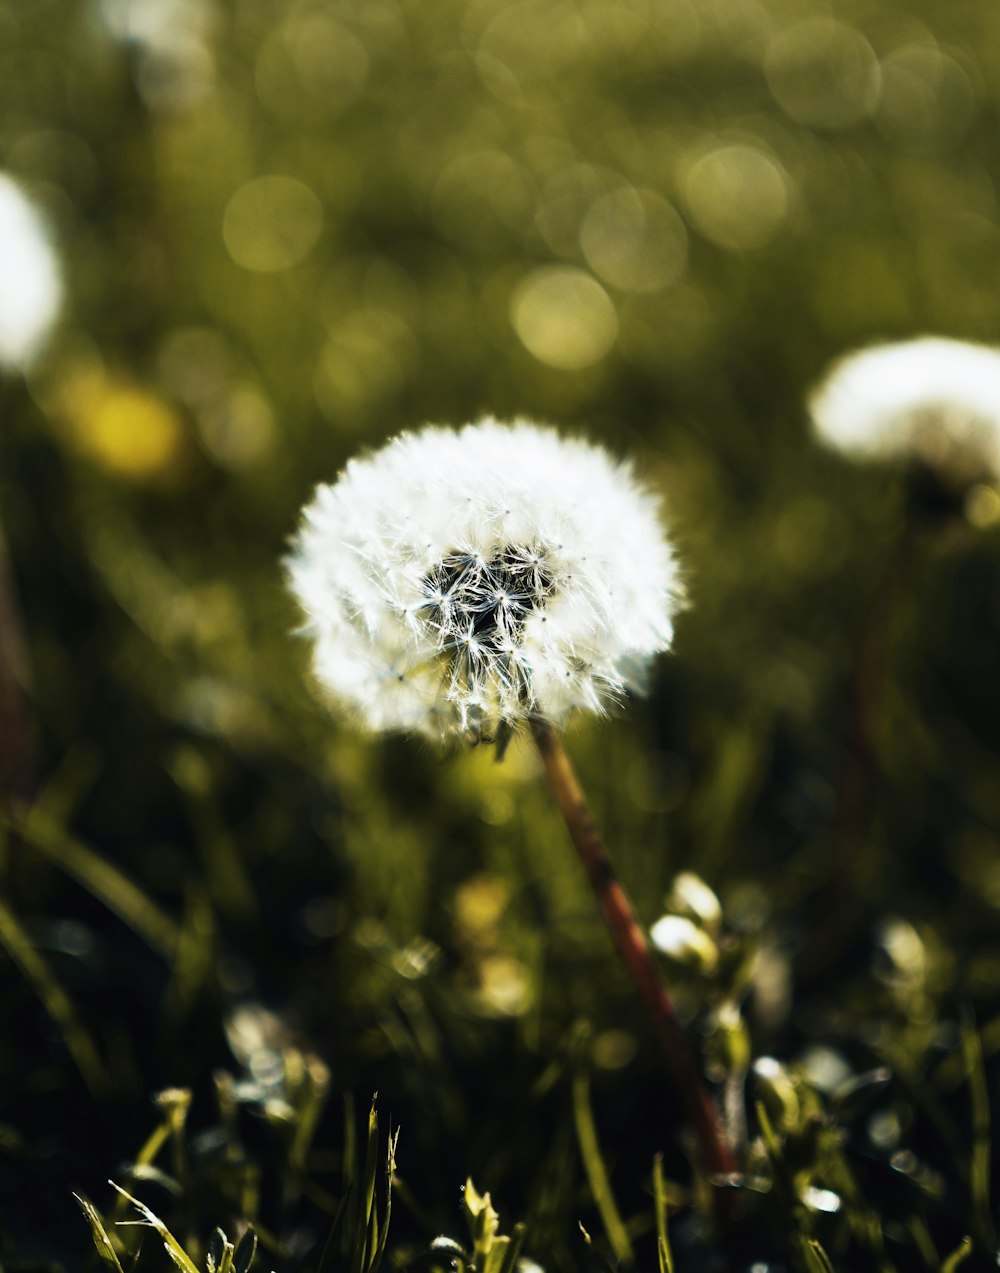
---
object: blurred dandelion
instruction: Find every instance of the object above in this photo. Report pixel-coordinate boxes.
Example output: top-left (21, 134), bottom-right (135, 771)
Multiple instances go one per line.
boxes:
top-left (288, 418), bottom-right (734, 1180)
top-left (809, 336), bottom-right (1000, 483)
top-left (808, 337), bottom-right (1000, 933)
top-left (0, 173), bottom-right (61, 371)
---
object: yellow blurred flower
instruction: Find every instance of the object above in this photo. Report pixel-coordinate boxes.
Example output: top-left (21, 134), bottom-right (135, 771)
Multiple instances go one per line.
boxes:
top-left (47, 364), bottom-right (187, 480)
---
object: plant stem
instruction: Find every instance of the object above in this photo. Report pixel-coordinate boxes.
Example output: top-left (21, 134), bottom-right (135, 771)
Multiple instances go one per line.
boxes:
top-left (529, 717), bottom-right (735, 1180)
top-left (836, 522), bottom-right (918, 869)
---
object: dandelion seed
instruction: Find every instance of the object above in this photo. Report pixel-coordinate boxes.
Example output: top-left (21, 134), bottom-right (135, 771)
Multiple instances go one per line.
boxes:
top-left (286, 417), bottom-right (681, 743)
top-left (809, 336), bottom-right (1000, 481)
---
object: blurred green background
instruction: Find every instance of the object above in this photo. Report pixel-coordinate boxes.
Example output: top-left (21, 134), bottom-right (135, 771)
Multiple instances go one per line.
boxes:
top-left (4, 0), bottom-right (1000, 1268)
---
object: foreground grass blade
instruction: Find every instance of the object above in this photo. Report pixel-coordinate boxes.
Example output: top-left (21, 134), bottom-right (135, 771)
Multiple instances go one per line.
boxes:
top-left (652, 1155), bottom-right (674, 1273)
top-left (74, 1193), bottom-right (125, 1271)
top-left (496, 1222), bottom-right (526, 1273)
top-left (941, 1236), bottom-right (973, 1272)
top-left (0, 897), bottom-right (107, 1094)
top-left (349, 1095), bottom-right (379, 1273)
top-left (572, 1066), bottom-right (633, 1268)
top-left (233, 1229), bottom-right (258, 1273)
top-left (798, 1237), bottom-right (835, 1273)
top-left (960, 1014), bottom-right (995, 1252)
top-left (110, 1180), bottom-right (200, 1273)
top-left (373, 1127), bottom-right (399, 1272)
top-left (335, 1095), bottom-right (396, 1273)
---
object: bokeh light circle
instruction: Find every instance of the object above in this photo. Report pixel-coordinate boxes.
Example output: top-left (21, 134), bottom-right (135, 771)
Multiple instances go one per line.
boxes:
top-left (680, 144), bottom-right (790, 251)
top-left (579, 187), bottom-right (688, 293)
top-left (511, 267), bottom-right (618, 369)
top-left (222, 175), bottom-right (323, 273)
top-left (764, 18), bottom-right (881, 130)
top-left (876, 44), bottom-right (976, 148)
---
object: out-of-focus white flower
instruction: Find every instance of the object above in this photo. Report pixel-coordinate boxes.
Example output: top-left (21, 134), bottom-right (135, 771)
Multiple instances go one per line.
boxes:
top-left (665, 870), bottom-right (722, 933)
top-left (799, 1185), bottom-right (841, 1214)
top-left (649, 914), bottom-right (719, 972)
top-left (809, 337), bottom-right (1000, 479)
top-left (286, 418), bottom-right (680, 743)
top-left (0, 174), bottom-right (61, 371)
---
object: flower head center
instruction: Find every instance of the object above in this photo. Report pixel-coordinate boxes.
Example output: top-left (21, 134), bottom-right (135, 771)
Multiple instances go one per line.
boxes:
top-left (421, 545), bottom-right (554, 655)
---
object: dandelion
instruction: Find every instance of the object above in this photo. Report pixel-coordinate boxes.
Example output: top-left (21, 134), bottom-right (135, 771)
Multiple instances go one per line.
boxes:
top-left (0, 174), bottom-right (62, 371)
top-left (287, 417), bottom-right (734, 1180)
top-left (809, 336), bottom-right (1000, 481)
top-left (286, 418), bottom-right (681, 744)
top-left (807, 339), bottom-right (1000, 918)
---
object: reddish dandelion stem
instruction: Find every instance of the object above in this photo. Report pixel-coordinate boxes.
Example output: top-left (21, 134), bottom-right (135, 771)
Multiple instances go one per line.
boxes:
top-left (530, 717), bottom-right (735, 1180)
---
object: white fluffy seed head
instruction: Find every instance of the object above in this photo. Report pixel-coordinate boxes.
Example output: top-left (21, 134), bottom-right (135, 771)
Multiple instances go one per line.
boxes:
top-left (0, 174), bottom-right (62, 370)
top-left (286, 418), bottom-right (682, 744)
top-left (809, 337), bottom-right (1000, 480)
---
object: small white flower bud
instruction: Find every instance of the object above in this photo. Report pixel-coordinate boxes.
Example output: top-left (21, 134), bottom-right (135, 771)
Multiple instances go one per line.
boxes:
top-left (799, 1185), bottom-right (841, 1214)
top-left (665, 870), bottom-right (722, 933)
top-left (649, 914), bottom-right (719, 973)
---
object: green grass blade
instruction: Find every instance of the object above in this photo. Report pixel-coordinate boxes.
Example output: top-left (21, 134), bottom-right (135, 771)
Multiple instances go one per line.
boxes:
top-left (798, 1237), bottom-right (834, 1273)
top-left (315, 1188), bottom-right (353, 1273)
top-left (169, 749), bottom-right (256, 921)
top-left (371, 1126), bottom-right (398, 1272)
top-left (495, 1222), bottom-right (525, 1273)
top-left (364, 1192), bottom-right (378, 1273)
top-left (348, 1095), bottom-right (380, 1273)
top-left (577, 1222), bottom-right (617, 1273)
top-left (363, 1095), bottom-right (379, 1228)
top-left (74, 1193), bottom-right (125, 1271)
top-left (233, 1229), bottom-right (258, 1273)
top-left (904, 1214), bottom-right (937, 1268)
top-left (289, 1056), bottom-right (331, 1175)
top-left (161, 888), bottom-right (215, 1029)
top-left (108, 1091), bottom-right (190, 1225)
top-left (960, 1014), bottom-right (994, 1251)
top-left (0, 897), bottom-right (107, 1095)
top-left (571, 1067), bottom-right (633, 1268)
top-left (755, 1099), bottom-right (782, 1161)
top-left (13, 809), bottom-right (179, 959)
top-left (341, 1092), bottom-right (357, 1264)
top-left (941, 1236), bottom-right (973, 1272)
top-left (652, 1155), bottom-right (674, 1273)
top-left (217, 1236), bottom-right (236, 1273)
top-left (110, 1180), bottom-right (200, 1273)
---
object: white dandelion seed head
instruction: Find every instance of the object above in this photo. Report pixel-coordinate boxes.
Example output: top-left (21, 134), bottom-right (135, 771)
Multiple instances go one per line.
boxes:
top-left (0, 174), bottom-right (62, 371)
top-left (809, 337), bottom-right (1000, 479)
top-left (286, 418), bottom-right (682, 744)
